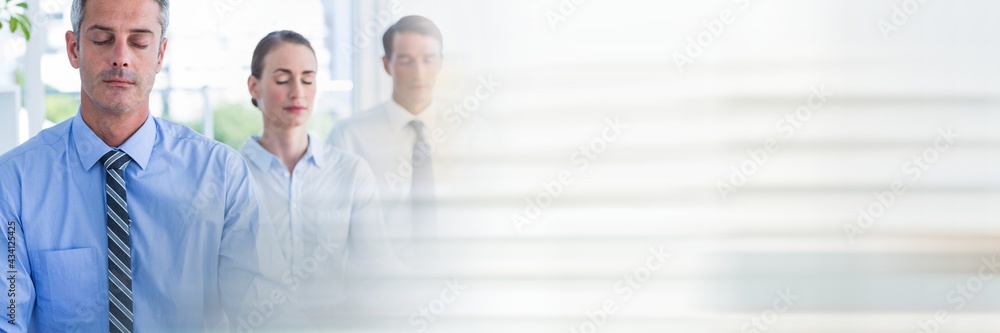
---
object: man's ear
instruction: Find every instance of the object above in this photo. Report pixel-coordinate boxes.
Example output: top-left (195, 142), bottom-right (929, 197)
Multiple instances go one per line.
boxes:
top-left (65, 31), bottom-right (80, 69)
top-left (382, 55), bottom-right (391, 76)
top-left (155, 37), bottom-right (169, 73)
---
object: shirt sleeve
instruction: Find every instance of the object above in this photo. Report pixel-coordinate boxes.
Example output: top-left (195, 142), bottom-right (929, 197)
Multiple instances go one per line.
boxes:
top-left (216, 150), bottom-right (309, 330)
top-left (0, 167), bottom-right (34, 332)
top-left (341, 157), bottom-right (408, 317)
top-left (345, 157), bottom-right (406, 274)
top-left (326, 124), bottom-right (351, 151)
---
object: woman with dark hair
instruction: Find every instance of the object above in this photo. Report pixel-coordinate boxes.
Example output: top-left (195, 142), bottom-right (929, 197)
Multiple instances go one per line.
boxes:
top-left (238, 30), bottom-right (401, 324)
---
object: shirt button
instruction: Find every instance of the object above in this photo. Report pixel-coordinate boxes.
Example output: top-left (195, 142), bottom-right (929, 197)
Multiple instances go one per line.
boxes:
top-left (284, 172), bottom-right (290, 178)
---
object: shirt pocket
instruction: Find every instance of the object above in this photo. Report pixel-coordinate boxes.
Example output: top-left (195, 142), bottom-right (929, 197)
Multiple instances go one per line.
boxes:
top-left (30, 247), bottom-right (101, 327)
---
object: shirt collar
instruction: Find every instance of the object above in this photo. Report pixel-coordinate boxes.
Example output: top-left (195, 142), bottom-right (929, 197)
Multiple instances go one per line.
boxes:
top-left (73, 110), bottom-right (156, 171)
top-left (385, 99), bottom-right (438, 131)
top-left (306, 135), bottom-right (325, 169)
top-left (240, 134), bottom-right (325, 171)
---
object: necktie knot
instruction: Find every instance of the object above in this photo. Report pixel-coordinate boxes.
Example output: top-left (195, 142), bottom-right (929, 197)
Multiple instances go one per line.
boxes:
top-left (101, 150), bottom-right (133, 171)
top-left (409, 119), bottom-right (426, 135)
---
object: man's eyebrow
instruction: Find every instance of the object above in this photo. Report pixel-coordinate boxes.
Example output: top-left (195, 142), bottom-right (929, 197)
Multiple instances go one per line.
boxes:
top-left (87, 25), bottom-right (114, 32)
top-left (129, 28), bottom-right (155, 35)
top-left (85, 25), bottom-right (155, 35)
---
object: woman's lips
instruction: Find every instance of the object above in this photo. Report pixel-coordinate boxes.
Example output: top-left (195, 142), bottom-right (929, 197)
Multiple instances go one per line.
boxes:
top-left (284, 106), bottom-right (307, 113)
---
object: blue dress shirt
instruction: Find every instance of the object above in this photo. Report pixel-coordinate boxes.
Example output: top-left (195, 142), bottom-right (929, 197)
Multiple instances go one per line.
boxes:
top-left (0, 112), bottom-right (299, 332)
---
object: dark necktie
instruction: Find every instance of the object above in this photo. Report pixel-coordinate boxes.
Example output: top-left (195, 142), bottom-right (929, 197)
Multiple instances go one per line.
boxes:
top-left (101, 150), bottom-right (134, 333)
top-left (410, 120), bottom-right (437, 239)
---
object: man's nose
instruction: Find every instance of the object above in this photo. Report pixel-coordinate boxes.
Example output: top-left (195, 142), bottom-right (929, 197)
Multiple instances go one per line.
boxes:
top-left (110, 40), bottom-right (131, 68)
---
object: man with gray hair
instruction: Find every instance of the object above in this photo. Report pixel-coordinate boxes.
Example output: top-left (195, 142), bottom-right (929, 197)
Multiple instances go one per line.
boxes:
top-left (0, 0), bottom-right (302, 331)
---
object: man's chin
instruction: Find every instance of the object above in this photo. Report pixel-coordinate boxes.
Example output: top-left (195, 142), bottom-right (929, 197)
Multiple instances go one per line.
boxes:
top-left (90, 90), bottom-right (146, 113)
top-left (405, 92), bottom-right (433, 103)
top-left (93, 99), bottom-right (143, 114)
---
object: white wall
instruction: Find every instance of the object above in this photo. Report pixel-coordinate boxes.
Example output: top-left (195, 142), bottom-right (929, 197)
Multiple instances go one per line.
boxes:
top-left (0, 87), bottom-right (20, 155)
top-left (341, 0), bottom-right (1000, 332)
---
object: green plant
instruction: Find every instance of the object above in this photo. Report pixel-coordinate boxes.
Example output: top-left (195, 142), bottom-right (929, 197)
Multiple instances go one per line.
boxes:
top-left (212, 104), bottom-right (263, 149)
top-left (45, 93), bottom-right (80, 124)
top-left (184, 103), bottom-right (263, 149)
top-left (182, 103), bottom-right (340, 149)
top-left (0, 0), bottom-right (31, 41)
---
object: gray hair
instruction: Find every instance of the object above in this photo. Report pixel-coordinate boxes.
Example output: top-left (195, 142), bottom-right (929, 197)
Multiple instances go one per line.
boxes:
top-left (71, 0), bottom-right (170, 38)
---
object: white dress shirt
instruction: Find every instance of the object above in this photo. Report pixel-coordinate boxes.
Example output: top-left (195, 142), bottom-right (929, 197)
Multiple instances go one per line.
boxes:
top-left (331, 101), bottom-right (440, 199)
top-left (327, 99), bottom-right (501, 266)
top-left (325, 101), bottom-right (441, 259)
top-left (239, 135), bottom-right (398, 321)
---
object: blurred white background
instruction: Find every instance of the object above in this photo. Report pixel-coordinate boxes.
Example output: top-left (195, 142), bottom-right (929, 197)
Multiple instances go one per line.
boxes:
top-left (1, 0), bottom-right (999, 332)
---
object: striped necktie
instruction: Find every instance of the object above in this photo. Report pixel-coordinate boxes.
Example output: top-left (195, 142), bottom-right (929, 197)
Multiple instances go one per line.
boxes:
top-left (101, 150), bottom-right (134, 333)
